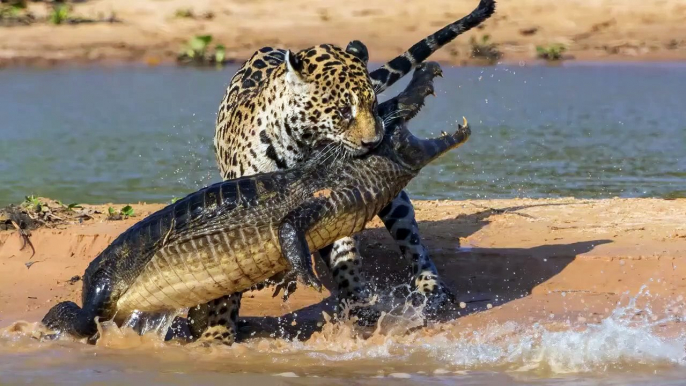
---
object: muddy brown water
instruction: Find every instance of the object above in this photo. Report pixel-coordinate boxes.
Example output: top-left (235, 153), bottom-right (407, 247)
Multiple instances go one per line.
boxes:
top-left (2, 289), bottom-right (686, 385)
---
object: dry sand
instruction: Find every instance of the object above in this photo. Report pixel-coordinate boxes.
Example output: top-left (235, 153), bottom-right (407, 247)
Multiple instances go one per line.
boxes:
top-left (1, 197), bottom-right (685, 338)
top-left (1, 0), bottom-right (686, 67)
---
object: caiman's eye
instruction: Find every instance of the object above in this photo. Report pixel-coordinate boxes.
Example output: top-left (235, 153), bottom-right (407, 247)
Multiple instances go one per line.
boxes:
top-left (338, 106), bottom-right (353, 121)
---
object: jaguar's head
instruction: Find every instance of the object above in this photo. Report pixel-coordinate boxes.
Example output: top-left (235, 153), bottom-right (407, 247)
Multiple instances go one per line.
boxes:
top-left (281, 41), bottom-right (384, 156)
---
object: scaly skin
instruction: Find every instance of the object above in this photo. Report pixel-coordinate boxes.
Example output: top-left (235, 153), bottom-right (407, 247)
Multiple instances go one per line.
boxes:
top-left (41, 63), bottom-right (472, 342)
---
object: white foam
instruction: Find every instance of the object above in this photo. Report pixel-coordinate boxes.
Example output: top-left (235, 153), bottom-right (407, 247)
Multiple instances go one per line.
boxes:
top-left (284, 286), bottom-right (686, 374)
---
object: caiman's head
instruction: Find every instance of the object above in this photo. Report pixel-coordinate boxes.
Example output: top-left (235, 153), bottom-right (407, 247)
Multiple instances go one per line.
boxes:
top-left (374, 61), bottom-right (471, 171)
top-left (382, 117), bottom-right (471, 171)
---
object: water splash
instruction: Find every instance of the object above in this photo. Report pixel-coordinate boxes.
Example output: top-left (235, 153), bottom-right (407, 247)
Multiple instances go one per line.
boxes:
top-left (2, 287), bottom-right (685, 378)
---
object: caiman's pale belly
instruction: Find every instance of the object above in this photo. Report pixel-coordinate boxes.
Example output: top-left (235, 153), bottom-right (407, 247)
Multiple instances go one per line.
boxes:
top-left (115, 212), bottom-right (366, 315)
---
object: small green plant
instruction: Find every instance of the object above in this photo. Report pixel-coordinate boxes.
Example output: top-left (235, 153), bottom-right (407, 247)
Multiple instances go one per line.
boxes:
top-left (22, 195), bottom-right (46, 212)
top-left (66, 203), bottom-right (83, 211)
top-left (55, 200), bottom-right (83, 211)
top-left (0, 1), bottom-right (30, 24)
top-left (170, 197), bottom-right (181, 204)
top-left (174, 8), bottom-right (194, 18)
top-left (536, 43), bottom-right (567, 61)
top-left (120, 205), bottom-right (134, 217)
top-left (214, 44), bottom-right (226, 64)
top-left (49, 3), bottom-right (70, 25)
top-left (470, 34), bottom-right (502, 64)
top-left (107, 205), bottom-right (135, 220)
top-left (0, 4), bottom-right (19, 17)
top-left (185, 34), bottom-right (213, 60)
top-left (178, 34), bottom-right (229, 66)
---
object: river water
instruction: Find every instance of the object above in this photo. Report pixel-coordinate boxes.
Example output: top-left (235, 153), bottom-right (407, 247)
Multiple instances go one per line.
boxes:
top-left (0, 62), bottom-right (684, 206)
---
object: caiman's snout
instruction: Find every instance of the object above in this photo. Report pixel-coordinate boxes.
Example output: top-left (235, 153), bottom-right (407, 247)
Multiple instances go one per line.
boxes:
top-left (395, 116), bottom-right (471, 170)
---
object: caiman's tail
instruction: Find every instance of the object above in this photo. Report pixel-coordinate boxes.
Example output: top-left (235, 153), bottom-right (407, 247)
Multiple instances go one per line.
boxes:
top-left (369, 0), bottom-right (496, 93)
top-left (42, 301), bottom-right (99, 339)
top-left (395, 117), bottom-right (472, 171)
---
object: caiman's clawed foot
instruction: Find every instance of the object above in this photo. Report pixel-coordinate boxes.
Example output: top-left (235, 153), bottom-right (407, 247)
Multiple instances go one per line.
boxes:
top-left (377, 61), bottom-right (445, 125)
top-left (273, 268), bottom-right (321, 301)
top-left (299, 268), bottom-right (323, 292)
top-left (279, 204), bottom-right (326, 293)
top-left (272, 271), bottom-right (299, 301)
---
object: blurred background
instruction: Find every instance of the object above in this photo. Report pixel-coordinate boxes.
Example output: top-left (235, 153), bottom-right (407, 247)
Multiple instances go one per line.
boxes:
top-left (0, 0), bottom-right (684, 205)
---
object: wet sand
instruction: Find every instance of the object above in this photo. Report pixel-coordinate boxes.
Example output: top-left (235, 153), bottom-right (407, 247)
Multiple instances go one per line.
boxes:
top-left (1, 0), bottom-right (686, 67)
top-left (1, 197), bottom-right (685, 330)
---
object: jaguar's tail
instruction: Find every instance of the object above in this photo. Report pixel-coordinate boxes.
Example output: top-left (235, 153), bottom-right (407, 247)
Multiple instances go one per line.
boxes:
top-left (368, 0), bottom-right (496, 94)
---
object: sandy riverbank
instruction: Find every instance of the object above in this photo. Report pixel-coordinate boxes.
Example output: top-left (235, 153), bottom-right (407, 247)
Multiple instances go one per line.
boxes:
top-left (1, 197), bottom-right (685, 340)
top-left (1, 0), bottom-right (685, 67)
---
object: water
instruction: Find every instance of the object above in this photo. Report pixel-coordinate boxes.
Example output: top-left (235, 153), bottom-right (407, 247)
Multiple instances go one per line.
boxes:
top-left (2, 289), bottom-right (686, 385)
top-left (0, 62), bottom-right (684, 206)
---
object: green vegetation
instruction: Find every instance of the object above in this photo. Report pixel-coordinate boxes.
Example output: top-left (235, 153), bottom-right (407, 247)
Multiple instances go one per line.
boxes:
top-left (470, 34), bottom-right (502, 64)
top-left (0, 0), bottom-right (34, 25)
top-left (2, 1), bottom-right (115, 26)
top-left (170, 197), bottom-right (181, 204)
top-left (536, 43), bottom-right (567, 61)
top-left (174, 8), bottom-right (194, 18)
top-left (214, 44), bottom-right (226, 64)
top-left (120, 205), bottom-right (134, 217)
top-left (185, 34), bottom-right (213, 59)
top-left (49, 3), bottom-right (69, 25)
top-left (22, 195), bottom-right (46, 213)
top-left (172, 8), bottom-right (213, 20)
top-left (177, 34), bottom-right (231, 67)
top-left (107, 205), bottom-right (135, 220)
top-left (53, 200), bottom-right (82, 211)
top-left (66, 202), bottom-right (83, 211)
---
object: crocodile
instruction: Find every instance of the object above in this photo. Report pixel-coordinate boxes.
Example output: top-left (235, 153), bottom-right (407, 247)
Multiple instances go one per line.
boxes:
top-left (41, 62), bottom-right (472, 341)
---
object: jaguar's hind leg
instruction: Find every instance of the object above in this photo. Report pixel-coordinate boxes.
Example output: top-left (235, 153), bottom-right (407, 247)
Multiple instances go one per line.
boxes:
top-left (191, 293), bottom-right (242, 346)
top-left (378, 191), bottom-right (456, 317)
top-left (319, 237), bottom-right (380, 325)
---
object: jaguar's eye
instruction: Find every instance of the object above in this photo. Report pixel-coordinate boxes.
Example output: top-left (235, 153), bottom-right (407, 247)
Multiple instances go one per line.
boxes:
top-left (338, 106), bottom-right (353, 121)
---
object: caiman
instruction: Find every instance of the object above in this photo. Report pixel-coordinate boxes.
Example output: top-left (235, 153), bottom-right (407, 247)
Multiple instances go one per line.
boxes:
top-left (41, 62), bottom-right (472, 341)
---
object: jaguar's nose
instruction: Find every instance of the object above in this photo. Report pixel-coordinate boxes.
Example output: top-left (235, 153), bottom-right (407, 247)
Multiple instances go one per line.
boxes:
top-left (361, 138), bottom-right (382, 149)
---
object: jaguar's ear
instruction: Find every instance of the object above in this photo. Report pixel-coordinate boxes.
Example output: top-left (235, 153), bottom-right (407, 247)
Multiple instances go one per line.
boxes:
top-left (346, 40), bottom-right (369, 65)
top-left (285, 50), bottom-right (305, 82)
